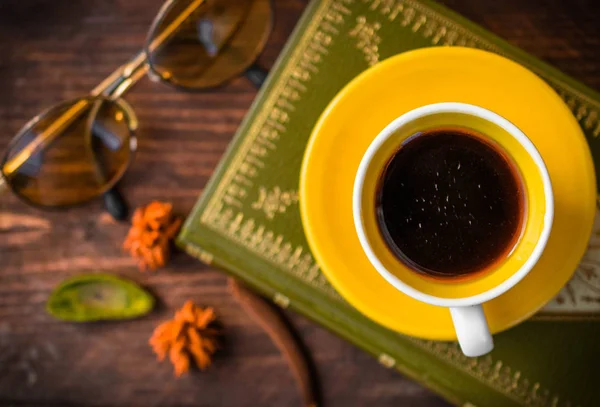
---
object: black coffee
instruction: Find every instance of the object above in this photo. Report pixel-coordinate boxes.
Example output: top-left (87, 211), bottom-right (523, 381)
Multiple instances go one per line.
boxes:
top-left (376, 128), bottom-right (524, 278)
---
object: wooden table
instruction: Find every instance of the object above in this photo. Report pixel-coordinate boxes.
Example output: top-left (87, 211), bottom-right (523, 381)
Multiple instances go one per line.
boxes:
top-left (1, 1), bottom-right (598, 406)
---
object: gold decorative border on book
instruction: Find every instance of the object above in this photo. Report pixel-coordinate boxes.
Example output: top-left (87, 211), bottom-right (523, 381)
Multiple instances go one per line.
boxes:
top-left (203, 201), bottom-right (342, 298)
top-left (410, 339), bottom-right (576, 407)
top-left (203, 0), bottom-right (349, 225)
top-left (194, 0), bottom-right (596, 405)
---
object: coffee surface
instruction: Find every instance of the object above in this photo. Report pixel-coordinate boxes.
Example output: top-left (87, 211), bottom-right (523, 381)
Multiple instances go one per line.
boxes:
top-left (376, 129), bottom-right (524, 278)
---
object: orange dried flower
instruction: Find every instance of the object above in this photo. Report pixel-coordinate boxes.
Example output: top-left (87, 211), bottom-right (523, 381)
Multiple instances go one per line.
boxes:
top-left (123, 201), bottom-right (182, 271)
top-left (149, 300), bottom-right (219, 377)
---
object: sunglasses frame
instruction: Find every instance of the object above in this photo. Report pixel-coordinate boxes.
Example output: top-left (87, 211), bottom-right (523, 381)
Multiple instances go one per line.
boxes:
top-left (0, 0), bottom-right (200, 210)
top-left (0, 0), bottom-right (271, 211)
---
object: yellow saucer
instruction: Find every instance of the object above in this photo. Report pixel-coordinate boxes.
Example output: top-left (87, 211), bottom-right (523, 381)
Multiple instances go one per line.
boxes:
top-left (299, 47), bottom-right (596, 340)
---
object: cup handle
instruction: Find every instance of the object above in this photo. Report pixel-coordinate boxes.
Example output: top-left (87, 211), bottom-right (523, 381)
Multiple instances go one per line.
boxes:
top-left (450, 305), bottom-right (494, 357)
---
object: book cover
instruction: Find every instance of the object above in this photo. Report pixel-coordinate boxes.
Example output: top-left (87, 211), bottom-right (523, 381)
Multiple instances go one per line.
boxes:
top-left (178, 0), bottom-right (600, 405)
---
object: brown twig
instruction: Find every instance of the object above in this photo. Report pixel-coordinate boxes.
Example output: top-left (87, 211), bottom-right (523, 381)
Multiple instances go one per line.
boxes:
top-left (228, 278), bottom-right (319, 407)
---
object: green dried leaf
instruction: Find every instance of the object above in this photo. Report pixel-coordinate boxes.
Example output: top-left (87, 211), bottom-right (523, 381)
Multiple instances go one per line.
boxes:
top-left (46, 273), bottom-right (155, 322)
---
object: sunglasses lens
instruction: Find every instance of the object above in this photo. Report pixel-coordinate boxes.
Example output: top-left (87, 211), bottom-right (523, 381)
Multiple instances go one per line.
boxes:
top-left (146, 0), bottom-right (272, 89)
top-left (1, 98), bottom-right (134, 207)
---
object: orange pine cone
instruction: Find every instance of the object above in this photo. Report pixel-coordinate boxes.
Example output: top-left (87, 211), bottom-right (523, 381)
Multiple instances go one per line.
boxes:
top-left (122, 201), bottom-right (182, 271)
top-left (149, 301), bottom-right (219, 377)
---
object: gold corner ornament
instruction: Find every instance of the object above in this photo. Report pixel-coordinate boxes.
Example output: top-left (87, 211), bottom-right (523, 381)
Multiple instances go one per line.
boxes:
top-left (274, 293), bottom-right (291, 308)
top-left (378, 353), bottom-right (396, 368)
top-left (199, 251), bottom-right (214, 265)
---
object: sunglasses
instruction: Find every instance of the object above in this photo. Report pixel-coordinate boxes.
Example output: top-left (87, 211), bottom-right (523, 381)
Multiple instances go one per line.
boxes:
top-left (0, 0), bottom-right (271, 219)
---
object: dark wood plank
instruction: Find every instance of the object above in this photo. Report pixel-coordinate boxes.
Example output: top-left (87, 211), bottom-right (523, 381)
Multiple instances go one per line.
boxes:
top-left (0, 0), bottom-right (598, 406)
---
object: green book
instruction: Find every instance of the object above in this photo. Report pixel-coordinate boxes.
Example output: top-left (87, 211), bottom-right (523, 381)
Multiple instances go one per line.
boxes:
top-left (177, 0), bottom-right (600, 405)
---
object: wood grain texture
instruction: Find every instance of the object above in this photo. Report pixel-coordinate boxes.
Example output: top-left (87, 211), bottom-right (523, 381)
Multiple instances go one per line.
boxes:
top-left (0, 0), bottom-right (598, 406)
